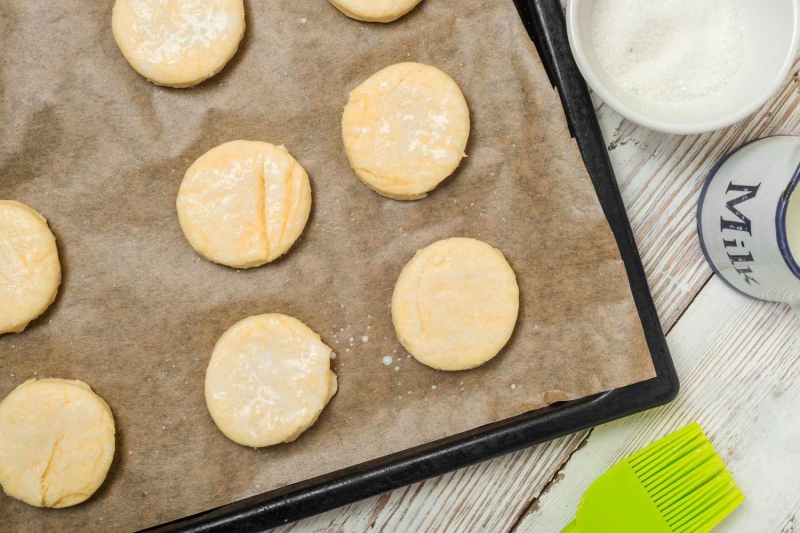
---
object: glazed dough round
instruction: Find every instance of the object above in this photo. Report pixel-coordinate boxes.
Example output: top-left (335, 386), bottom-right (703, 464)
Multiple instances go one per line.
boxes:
top-left (342, 62), bottom-right (470, 200)
top-left (0, 201), bottom-right (61, 335)
top-left (0, 379), bottom-right (115, 508)
top-left (329, 0), bottom-right (424, 23)
top-left (112, 0), bottom-right (246, 88)
top-left (177, 141), bottom-right (311, 269)
top-left (205, 314), bottom-right (338, 447)
top-left (392, 238), bottom-right (519, 371)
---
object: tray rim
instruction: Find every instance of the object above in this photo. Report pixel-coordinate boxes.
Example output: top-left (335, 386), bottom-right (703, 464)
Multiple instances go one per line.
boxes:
top-left (143, 0), bottom-right (678, 530)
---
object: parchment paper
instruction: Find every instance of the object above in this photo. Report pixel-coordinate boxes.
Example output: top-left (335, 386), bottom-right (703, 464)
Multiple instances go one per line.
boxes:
top-left (0, 0), bottom-right (656, 530)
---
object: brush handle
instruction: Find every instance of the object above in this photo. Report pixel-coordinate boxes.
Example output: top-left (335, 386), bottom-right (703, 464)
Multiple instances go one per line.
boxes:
top-left (561, 520), bottom-right (579, 533)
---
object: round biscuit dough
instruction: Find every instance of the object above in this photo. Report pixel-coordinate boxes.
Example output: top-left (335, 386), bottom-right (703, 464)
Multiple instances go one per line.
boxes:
top-left (112, 0), bottom-right (246, 88)
top-left (392, 238), bottom-right (519, 371)
top-left (342, 62), bottom-right (470, 200)
top-left (205, 314), bottom-right (338, 447)
top-left (0, 201), bottom-right (61, 335)
top-left (329, 0), bottom-right (424, 23)
top-left (0, 379), bottom-right (115, 508)
top-left (177, 141), bottom-right (312, 269)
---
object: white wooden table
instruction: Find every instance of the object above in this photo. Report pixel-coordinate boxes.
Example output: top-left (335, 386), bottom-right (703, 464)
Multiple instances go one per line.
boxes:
top-left (270, 55), bottom-right (800, 533)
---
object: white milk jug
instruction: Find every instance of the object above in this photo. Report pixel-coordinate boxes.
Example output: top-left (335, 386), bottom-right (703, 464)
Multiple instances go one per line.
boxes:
top-left (697, 136), bottom-right (800, 313)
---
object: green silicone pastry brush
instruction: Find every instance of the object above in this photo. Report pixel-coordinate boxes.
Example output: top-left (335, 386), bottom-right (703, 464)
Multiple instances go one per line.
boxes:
top-left (562, 423), bottom-right (744, 533)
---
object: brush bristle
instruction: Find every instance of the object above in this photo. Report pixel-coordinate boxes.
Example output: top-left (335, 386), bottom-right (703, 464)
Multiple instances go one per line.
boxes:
top-left (626, 423), bottom-right (744, 533)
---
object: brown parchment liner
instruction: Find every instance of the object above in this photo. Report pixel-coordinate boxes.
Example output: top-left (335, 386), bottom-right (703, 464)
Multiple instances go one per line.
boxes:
top-left (0, 0), bottom-right (655, 530)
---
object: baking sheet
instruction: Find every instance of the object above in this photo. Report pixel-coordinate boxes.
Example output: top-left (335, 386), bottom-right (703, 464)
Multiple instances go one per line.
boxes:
top-left (0, 0), bottom-right (656, 530)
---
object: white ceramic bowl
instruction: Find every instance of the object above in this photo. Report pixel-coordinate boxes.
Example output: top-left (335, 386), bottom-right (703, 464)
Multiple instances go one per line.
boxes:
top-left (567, 0), bottom-right (800, 134)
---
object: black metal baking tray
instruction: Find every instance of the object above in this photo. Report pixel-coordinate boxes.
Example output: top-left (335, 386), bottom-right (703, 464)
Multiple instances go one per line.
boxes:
top-left (144, 1), bottom-right (678, 530)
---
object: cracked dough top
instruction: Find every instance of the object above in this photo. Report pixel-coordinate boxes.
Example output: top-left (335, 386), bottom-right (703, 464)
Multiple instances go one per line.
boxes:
top-left (177, 141), bottom-right (311, 268)
top-left (329, 0), bottom-right (425, 23)
top-left (0, 201), bottom-right (61, 335)
top-left (392, 238), bottom-right (519, 371)
top-left (0, 379), bottom-right (115, 508)
top-left (342, 62), bottom-right (470, 200)
top-left (112, 0), bottom-right (246, 88)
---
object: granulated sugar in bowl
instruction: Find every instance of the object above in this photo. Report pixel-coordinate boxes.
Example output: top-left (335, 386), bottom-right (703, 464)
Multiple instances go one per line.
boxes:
top-left (567, 0), bottom-right (800, 134)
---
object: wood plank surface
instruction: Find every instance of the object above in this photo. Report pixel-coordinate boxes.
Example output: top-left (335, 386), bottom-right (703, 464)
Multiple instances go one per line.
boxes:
top-left (515, 277), bottom-right (800, 532)
top-left (272, 54), bottom-right (800, 533)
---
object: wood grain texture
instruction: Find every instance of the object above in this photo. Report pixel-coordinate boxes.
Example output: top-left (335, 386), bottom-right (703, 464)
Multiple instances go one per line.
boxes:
top-left (515, 277), bottom-right (800, 532)
top-left (272, 53), bottom-right (800, 533)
